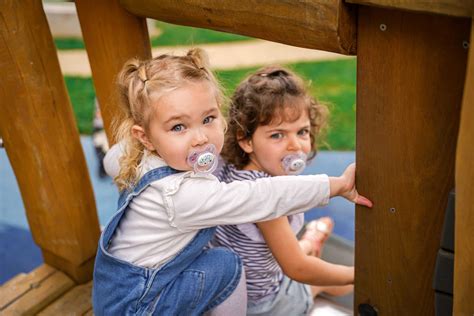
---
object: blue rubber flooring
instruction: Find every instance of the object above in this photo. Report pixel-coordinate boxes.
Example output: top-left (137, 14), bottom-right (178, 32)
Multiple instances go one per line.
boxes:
top-left (0, 136), bottom-right (355, 284)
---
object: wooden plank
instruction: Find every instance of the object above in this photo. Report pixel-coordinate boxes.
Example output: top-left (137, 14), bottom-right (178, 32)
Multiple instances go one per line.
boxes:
top-left (0, 265), bottom-right (56, 310)
top-left (1, 265), bottom-right (74, 315)
top-left (76, 0), bottom-right (152, 145)
top-left (355, 6), bottom-right (470, 315)
top-left (454, 19), bottom-right (474, 315)
top-left (38, 281), bottom-right (92, 315)
top-left (119, 0), bottom-right (357, 55)
top-left (347, 0), bottom-right (473, 17)
top-left (0, 0), bottom-right (100, 283)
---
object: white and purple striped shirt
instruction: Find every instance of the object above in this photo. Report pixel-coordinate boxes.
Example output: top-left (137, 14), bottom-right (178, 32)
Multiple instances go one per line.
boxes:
top-left (212, 164), bottom-right (304, 302)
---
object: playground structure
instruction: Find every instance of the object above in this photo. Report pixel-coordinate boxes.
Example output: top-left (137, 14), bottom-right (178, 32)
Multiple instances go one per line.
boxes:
top-left (0, 0), bottom-right (473, 315)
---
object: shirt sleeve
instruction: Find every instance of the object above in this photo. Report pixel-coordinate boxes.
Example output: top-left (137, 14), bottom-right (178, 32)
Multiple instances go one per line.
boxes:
top-left (103, 142), bottom-right (124, 179)
top-left (170, 174), bottom-right (330, 231)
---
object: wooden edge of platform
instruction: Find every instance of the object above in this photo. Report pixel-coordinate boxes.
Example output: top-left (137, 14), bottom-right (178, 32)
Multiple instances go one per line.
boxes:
top-left (0, 264), bottom-right (75, 315)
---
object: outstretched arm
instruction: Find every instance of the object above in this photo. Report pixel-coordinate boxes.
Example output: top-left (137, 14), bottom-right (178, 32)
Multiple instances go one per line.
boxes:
top-left (257, 217), bottom-right (354, 286)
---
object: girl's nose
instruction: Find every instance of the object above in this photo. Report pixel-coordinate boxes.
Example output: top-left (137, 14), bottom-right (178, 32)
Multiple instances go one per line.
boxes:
top-left (192, 128), bottom-right (208, 147)
top-left (287, 135), bottom-right (302, 151)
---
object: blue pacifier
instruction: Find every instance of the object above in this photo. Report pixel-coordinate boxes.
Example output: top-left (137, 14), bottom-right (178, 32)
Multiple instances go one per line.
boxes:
top-left (282, 152), bottom-right (307, 175)
top-left (187, 144), bottom-right (218, 174)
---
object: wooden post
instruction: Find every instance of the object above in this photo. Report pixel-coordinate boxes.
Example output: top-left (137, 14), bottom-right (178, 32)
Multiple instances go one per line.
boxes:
top-left (75, 0), bottom-right (152, 145)
top-left (355, 6), bottom-right (470, 315)
top-left (0, 1), bottom-right (100, 283)
top-left (119, 0), bottom-right (357, 55)
top-left (454, 19), bottom-right (474, 315)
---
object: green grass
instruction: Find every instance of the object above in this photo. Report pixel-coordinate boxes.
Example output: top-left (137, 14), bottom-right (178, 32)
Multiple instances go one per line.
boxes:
top-left (150, 21), bottom-right (251, 47)
top-left (65, 58), bottom-right (356, 150)
top-left (65, 77), bottom-right (96, 134)
top-left (54, 21), bottom-right (251, 50)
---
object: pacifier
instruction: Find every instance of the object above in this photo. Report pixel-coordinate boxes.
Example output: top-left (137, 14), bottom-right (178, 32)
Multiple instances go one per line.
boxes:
top-left (186, 144), bottom-right (218, 174)
top-left (281, 152), bottom-right (307, 175)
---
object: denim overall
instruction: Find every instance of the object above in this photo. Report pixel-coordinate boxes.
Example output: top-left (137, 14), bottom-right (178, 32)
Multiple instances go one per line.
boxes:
top-left (93, 167), bottom-right (242, 315)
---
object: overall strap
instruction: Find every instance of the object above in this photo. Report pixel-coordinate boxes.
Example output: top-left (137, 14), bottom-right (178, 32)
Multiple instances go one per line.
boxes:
top-left (101, 166), bottom-right (179, 247)
top-left (117, 166), bottom-right (179, 209)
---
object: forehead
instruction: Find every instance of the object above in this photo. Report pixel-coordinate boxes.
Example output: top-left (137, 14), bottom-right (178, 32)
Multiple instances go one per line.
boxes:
top-left (266, 102), bottom-right (310, 127)
top-left (151, 81), bottom-right (219, 116)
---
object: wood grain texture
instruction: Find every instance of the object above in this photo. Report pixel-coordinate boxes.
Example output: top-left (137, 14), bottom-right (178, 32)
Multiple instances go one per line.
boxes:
top-left (454, 19), bottom-right (474, 316)
top-left (0, 265), bottom-right (56, 311)
top-left (355, 6), bottom-right (470, 315)
top-left (347, 0), bottom-right (473, 17)
top-left (0, 0), bottom-right (100, 282)
top-left (119, 0), bottom-right (357, 55)
top-left (0, 265), bottom-right (74, 315)
top-left (38, 281), bottom-right (92, 315)
top-left (76, 0), bottom-right (152, 145)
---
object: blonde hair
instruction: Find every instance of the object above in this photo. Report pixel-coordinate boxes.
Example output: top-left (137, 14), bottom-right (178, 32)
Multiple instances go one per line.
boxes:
top-left (113, 48), bottom-right (223, 191)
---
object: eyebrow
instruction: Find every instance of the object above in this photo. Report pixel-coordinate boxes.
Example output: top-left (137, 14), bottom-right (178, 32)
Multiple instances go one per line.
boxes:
top-left (163, 107), bottom-right (219, 125)
top-left (163, 114), bottom-right (190, 125)
top-left (202, 107), bottom-right (219, 116)
top-left (265, 125), bottom-right (311, 133)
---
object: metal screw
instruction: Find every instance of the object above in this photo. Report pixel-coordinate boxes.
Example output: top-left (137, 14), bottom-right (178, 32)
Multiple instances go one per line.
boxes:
top-left (463, 41), bottom-right (470, 49)
top-left (0, 138), bottom-right (3, 148)
top-left (379, 24), bottom-right (387, 31)
top-left (389, 207), bottom-right (396, 213)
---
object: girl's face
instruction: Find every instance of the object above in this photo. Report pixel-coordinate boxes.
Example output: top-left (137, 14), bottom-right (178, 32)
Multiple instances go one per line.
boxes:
top-left (134, 81), bottom-right (225, 171)
top-left (239, 107), bottom-right (312, 176)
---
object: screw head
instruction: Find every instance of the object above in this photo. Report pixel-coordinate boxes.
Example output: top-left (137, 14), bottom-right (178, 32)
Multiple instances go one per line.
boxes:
top-left (379, 24), bottom-right (387, 31)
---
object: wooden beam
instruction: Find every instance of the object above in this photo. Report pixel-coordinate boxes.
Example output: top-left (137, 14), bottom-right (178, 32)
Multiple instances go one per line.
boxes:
top-left (38, 281), bottom-right (92, 315)
top-left (76, 0), bottom-right (152, 145)
top-left (0, 265), bottom-right (74, 315)
top-left (355, 6), bottom-right (470, 315)
top-left (454, 18), bottom-right (474, 315)
top-left (0, 0), bottom-right (100, 283)
top-left (346, 0), bottom-right (473, 18)
top-left (119, 0), bottom-right (357, 55)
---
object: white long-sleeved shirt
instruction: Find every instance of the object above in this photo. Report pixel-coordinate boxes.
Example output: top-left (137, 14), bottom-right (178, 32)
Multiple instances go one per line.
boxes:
top-left (105, 145), bottom-right (330, 268)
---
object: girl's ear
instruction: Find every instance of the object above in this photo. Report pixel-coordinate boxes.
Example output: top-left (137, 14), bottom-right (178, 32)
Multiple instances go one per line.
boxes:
top-left (237, 132), bottom-right (254, 154)
top-left (131, 125), bottom-right (155, 151)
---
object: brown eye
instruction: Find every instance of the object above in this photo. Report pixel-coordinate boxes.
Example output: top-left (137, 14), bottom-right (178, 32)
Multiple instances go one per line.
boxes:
top-left (298, 129), bottom-right (310, 136)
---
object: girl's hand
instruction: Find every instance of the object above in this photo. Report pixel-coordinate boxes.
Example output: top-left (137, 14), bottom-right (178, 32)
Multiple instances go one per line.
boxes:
top-left (330, 163), bottom-right (373, 208)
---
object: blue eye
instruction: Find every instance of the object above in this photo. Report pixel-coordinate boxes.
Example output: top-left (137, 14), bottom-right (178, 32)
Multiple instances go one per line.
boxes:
top-left (171, 124), bottom-right (185, 132)
top-left (270, 133), bottom-right (283, 139)
top-left (203, 116), bottom-right (215, 124)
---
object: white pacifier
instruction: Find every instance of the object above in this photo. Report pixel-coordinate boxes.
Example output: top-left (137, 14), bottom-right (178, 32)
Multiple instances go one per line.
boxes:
top-left (282, 152), bottom-right (307, 175)
top-left (187, 144), bottom-right (218, 174)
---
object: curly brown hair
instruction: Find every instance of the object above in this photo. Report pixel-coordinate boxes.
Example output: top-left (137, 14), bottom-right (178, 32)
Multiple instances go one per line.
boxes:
top-left (221, 66), bottom-right (328, 169)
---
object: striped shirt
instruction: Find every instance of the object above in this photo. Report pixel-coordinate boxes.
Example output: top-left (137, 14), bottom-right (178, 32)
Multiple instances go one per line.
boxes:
top-left (212, 164), bottom-right (304, 302)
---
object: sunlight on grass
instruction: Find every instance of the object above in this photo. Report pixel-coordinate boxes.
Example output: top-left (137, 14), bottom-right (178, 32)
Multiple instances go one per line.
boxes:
top-left (54, 21), bottom-right (251, 50)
